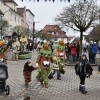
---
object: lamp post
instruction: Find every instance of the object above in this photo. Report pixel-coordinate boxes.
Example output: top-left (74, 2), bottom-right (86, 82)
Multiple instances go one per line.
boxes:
top-left (0, 10), bottom-right (4, 39)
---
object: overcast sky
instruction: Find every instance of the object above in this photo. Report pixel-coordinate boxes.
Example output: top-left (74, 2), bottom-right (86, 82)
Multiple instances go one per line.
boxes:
top-left (16, 0), bottom-right (73, 35)
top-left (15, 0), bottom-right (100, 36)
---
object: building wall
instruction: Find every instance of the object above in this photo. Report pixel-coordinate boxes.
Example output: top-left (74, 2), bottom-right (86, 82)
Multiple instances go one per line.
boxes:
top-left (0, 1), bottom-right (21, 36)
top-left (26, 11), bottom-right (34, 37)
top-left (5, 2), bottom-right (17, 11)
top-left (21, 8), bottom-right (27, 29)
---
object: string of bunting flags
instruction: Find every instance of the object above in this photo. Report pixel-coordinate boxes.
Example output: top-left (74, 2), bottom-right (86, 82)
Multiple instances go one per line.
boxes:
top-left (21, 0), bottom-right (87, 2)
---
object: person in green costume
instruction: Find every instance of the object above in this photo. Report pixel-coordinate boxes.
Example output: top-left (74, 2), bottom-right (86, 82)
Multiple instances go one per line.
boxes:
top-left (51, 39), bottom-right (66, 80)
top-left (0, 39), bottom-right (11, 64)
top-left (36, 40), bottom-right (53, 88)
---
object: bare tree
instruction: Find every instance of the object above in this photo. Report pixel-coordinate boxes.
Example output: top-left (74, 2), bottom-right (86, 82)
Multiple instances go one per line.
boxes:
top-left (1, 19), bottom-right (9, 36)
top-left (13, 25), bottom-right (29, 38)
top-left (55, 0), bottom-right (99, 54)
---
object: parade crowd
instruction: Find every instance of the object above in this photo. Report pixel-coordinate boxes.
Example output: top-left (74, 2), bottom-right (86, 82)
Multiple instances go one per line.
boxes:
top-left (0, 38), bottom-right (100, 95)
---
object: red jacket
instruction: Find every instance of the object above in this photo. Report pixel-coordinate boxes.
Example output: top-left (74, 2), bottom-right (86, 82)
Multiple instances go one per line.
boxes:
top-left (71, 46), bottom-right (76, 55)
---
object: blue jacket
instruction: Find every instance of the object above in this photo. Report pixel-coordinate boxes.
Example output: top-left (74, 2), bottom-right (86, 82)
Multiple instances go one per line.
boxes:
top-left (92, 44), bottom-right (98, 53)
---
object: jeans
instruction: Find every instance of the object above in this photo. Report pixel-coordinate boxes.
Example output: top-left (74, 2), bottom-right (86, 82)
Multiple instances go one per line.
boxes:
top-left (76, 53), bottom-right (79, 61)
top-left (72, 55), bottom-right (76, 62)
top-left (92, 53), bottom-right (96, 64)
top-left (89, 52), bottom-right (93, 64)
top-left (98, 47), bottom-right (100, 53)
top-left (79, 75), bottom-right (86, 85)
top-left (66, 53), bottom-right (70, 61)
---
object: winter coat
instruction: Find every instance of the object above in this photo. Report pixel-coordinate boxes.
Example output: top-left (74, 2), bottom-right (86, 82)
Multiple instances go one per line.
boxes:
top-left (75, 60), bottom-right (93, 75)
top-left (87, 44), bottom-right (93, 53)
top-left (76, 44), bottom-right (80, 53)
top-left (92, 44), bottom-right (98, 53)
top-left (71, 46), bottom-right (76, 55)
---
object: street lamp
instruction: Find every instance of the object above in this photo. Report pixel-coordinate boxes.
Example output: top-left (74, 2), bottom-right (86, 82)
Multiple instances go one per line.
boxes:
top-left (0, 10), bottom-right (4, 39)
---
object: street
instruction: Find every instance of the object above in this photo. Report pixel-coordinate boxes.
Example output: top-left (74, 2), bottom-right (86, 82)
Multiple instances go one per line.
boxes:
top-left (0, 51), bottom-right (100, 100)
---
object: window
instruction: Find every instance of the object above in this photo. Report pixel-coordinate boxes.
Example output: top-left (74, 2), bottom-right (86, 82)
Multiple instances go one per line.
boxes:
top-left (15, 15), bottom-right (16, 22)
top-left (52, 32), bottom-right (54, 35)
top-left (10, 13), bottom-right (12, 21)
top-left (18, 17), bottom-right (19, 23)
top-left (47, 32), bottom-right (51, 34)
top-left (56, 32), bottom-right (59, 35)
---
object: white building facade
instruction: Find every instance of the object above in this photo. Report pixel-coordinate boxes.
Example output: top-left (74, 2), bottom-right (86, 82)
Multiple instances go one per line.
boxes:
top-left (0, 0), bottom-right (21, 37)
top-left (26, 9), bottom-right (35, 38)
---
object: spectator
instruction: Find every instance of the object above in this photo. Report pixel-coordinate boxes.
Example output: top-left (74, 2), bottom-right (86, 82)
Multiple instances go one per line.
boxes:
top-left (83, 44), bottom-right (87, 53)
top-left (92, 42), bottom-right (98, 64)
top-left (71, 43), bottom-right (77, 62)
top-left (66, 42), bottom-right (71, 62)
top-left (87, 42), bottom-right (93, 64)
top-left (98, 41), bottom-right (100, 53)
top-left (75, 54), bottom-right (93, 94)
top-left (76, 42), bottom-right (80, 61)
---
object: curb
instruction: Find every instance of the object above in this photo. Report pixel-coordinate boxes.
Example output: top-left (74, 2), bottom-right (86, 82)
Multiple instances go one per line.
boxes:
top-left (65, 63), bottom-right (97, 66)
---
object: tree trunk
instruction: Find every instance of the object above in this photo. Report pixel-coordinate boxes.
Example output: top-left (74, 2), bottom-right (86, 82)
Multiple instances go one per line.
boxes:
top-left (80, 31), bottom-right (83, 55)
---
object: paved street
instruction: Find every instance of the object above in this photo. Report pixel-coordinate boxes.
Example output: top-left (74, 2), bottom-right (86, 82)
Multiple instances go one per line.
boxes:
top-left (0, 51), bottom-right (100, 100)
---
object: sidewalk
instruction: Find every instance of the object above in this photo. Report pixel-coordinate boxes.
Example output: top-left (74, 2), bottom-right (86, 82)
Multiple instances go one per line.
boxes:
top-left (32, 66), bottom-right (100, 100)
top-left (0, 51), bottom-right (100, 100)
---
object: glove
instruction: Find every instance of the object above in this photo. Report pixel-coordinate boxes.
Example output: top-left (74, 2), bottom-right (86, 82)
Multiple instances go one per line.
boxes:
top-left (36, 63), bottom-right (39, 67)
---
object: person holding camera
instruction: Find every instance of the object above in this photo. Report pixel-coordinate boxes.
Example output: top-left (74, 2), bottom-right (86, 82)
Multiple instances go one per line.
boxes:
top-left (75, 54), bottom-right (93, 94)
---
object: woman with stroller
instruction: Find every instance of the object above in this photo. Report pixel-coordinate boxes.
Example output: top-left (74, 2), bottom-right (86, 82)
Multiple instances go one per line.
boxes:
top-left (75, 54), bottom-right (93, 94)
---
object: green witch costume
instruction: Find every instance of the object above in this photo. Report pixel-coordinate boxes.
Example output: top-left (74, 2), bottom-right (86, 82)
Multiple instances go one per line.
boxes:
top-left (36, 41), bottom-right (53, 88)
top-left (0, 40), bottom-right (10, 64)
top-left (50, 39), bottom-right (66, 79)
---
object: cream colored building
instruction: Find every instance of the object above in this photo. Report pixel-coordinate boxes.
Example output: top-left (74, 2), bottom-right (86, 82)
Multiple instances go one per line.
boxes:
top-left (0, 0), bottom-right (21, 37)
top-left (26, 9), bottom-right (35, 37)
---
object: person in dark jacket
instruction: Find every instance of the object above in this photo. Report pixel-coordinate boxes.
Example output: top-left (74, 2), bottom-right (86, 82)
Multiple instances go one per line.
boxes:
top-left (92, 42), bottom-right (98, 64)
top-left (66, 43), bottom-right (71, 62)
top-left (75, 54), bottom-right (93, 94)
top-left (87, 43), bottom-right (93, 64)
top-left (76, 42), bottom-right (80, 61)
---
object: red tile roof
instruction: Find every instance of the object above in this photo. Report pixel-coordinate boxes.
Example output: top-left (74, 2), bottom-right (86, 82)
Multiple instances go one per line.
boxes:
top-left (17, 8), bottom-right (25, 16)
top-left (38, 25), bottom-right (67, 38)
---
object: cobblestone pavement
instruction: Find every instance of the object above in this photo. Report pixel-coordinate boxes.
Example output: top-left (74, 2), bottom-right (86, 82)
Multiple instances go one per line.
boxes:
top-left (0, 51), bottom-right (100, 100)
top-left (0, 51), bottom-right (38, 100)
top-left (33, 66), bottom-right (100, 100)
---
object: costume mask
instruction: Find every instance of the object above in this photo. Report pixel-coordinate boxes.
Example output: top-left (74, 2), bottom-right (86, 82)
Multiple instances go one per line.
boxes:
top-left (28, 62), bottom-right (32, 66)
top-left (59, 40), bottom-right (64, 45)
top-left (43, 43), bottom-right (49, 49)
top-left (0, 41), bottom-right (4, 47)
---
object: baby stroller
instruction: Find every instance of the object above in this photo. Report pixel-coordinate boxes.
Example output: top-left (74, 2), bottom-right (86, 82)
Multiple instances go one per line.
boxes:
top-left (0, 61), bottom-right (10, 95)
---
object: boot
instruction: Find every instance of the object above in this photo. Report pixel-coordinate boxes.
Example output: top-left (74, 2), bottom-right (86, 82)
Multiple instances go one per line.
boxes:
top-left (57, 76), bottom-right (61, 80)
top-left (44, 83), bottom-right (48, 88)
top-left (25, 82), bottom-right (28, 87)
top-left (81, 85), bottom-right (87, 94)
top-left (79, 85), bottom-right (82, 91)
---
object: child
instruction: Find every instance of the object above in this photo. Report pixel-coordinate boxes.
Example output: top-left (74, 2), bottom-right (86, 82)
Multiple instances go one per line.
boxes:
top-left (23, 61), bottom-right (37, 86)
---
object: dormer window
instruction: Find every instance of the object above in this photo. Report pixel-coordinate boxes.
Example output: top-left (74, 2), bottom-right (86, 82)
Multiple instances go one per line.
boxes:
top-left (15, 16), bottom-right (16, 22)
top-left (56, 32), bottom-right (59, 35)
top-left (52, 32), bottom-right (54, 35)
top-left (47, 32), bottom-right (50, 34)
